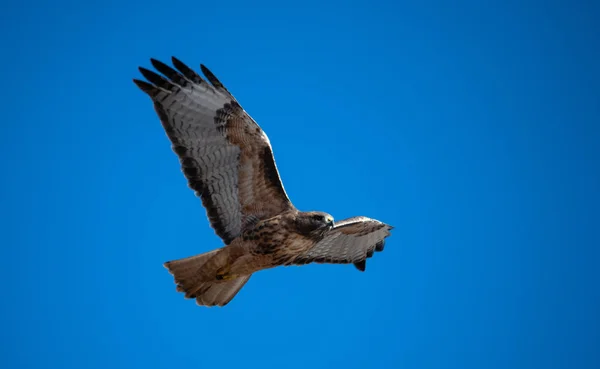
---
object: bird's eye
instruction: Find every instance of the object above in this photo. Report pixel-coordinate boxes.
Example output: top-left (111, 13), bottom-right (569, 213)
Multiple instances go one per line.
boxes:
top-left (312, 214), bottom-right (324, 221)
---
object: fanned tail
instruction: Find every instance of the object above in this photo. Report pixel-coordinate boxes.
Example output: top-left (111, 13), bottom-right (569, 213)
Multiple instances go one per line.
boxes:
top-left (164, 249), bottom-right (251, 307)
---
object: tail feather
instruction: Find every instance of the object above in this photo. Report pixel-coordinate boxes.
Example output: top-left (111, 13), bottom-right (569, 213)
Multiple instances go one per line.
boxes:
top-left (193, 276), bottom-right (252, 306)
top-left (164, 248), bottom-right (250, 307)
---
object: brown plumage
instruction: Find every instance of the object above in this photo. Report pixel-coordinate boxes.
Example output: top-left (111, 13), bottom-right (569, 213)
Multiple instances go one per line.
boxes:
top-left (134, 57), bottom-right (393, 307)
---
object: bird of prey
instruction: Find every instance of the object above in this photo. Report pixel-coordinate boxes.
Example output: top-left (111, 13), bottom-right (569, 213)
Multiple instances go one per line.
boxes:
top-left (133, 57), bottom-right (393, 307)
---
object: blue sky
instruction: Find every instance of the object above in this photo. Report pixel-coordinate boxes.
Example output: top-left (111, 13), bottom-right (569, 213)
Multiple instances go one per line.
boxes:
top-left (1, 0), bottom-right (599, 368)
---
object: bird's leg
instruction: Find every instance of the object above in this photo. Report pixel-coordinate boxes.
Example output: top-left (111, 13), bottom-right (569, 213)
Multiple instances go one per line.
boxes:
top-left (215, 245), bottom-right (243, 281)
top-left (215, 263), bottom-right (231, 280)
top-left (216, 261), bottom-right (239, 281)
top-left (216, 271), bottom-right (238, 281)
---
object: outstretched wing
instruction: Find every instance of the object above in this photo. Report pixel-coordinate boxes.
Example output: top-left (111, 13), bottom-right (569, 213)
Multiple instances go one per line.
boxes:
top-left (134, 57), bottom-right (294, 244)
top-left (292, 217), bottom-right (393, 271)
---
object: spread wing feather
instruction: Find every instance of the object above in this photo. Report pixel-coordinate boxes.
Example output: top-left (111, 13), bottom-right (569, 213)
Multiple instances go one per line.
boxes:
top-left (134, 57), bottom-right (294, 244)
top-left (293, 217), bottom-right (393, 271)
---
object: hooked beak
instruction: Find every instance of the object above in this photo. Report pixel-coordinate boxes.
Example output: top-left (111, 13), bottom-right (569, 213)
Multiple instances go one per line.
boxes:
top-left (328, 220), bottom-right (335, 229)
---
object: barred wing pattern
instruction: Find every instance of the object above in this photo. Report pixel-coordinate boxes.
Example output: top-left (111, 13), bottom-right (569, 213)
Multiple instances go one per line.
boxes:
top-left (134, 57), bottom-right (294, 244)
top-left (293, 217), bottom-right (393, 271)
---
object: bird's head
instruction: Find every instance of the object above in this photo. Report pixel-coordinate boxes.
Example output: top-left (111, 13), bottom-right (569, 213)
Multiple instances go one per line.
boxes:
top-left (295, 211), bottom-right (335, 236)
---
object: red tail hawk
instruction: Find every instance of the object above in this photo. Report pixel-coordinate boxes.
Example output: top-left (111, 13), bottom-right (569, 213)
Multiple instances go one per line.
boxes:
top-left (134, 57), bottom-right (393, 307)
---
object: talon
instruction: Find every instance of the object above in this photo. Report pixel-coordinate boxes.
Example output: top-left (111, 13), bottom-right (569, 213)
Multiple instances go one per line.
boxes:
top-left (216, 271), bottom-right (236, 281)
top-left (216, 264), bottom-right (236, 281)
top-left (222, 274), bottom-right (237, 281)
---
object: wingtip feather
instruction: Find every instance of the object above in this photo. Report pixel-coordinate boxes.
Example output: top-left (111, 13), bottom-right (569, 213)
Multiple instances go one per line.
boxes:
top-left (171, 56), bottom-right (204, 84)
top-left (353, 260), bottom-right (366, 272)
top-left (150, 58), bottom-right (187, 86)
top-left (200, 64), bottom-right (225, 89)
top-left (133, 78), bottom-right (158, 97)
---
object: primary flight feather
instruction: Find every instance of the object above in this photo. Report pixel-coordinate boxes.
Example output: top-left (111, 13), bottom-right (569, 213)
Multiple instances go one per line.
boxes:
top-left (134, 57), bottom-right (393, 307)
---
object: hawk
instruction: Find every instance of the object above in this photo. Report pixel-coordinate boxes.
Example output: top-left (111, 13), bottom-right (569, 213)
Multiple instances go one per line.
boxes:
top-left (134, 57), bottom-right (393, 307)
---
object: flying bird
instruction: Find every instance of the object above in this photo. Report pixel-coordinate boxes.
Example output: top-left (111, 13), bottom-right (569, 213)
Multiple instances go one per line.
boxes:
top-left (133, 57), bottom-right (393, 307)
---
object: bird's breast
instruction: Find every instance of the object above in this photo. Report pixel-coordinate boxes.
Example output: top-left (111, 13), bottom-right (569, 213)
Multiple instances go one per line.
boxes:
top-left (241, 217), bottom-right (313, 259)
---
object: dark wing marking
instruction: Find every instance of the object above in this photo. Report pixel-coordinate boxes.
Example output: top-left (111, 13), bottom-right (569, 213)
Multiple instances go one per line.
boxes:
top-left (292, 216), bottom-right (393, 271)
top-left (134, 57), bottom-right (294, 244)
